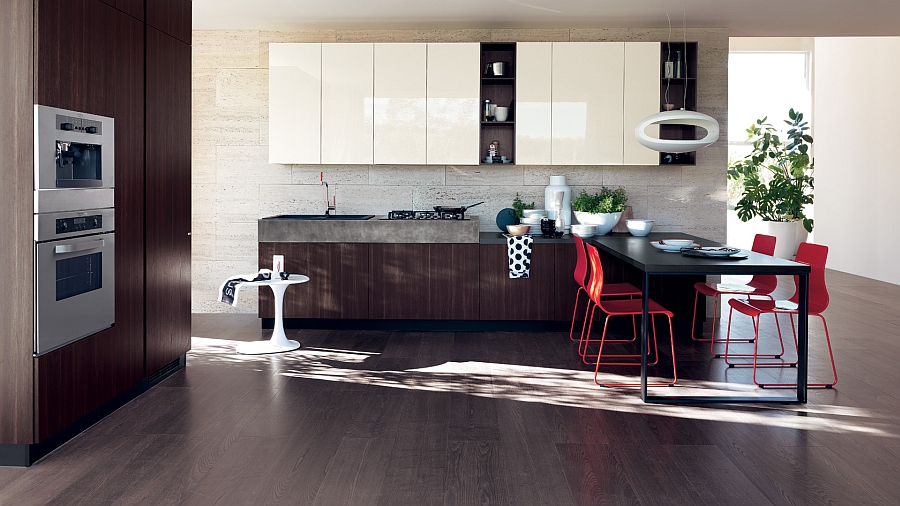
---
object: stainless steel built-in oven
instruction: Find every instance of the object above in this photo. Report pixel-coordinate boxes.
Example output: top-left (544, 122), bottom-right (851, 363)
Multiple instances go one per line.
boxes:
top-left (33, 209), bottom-right (115, 356)
top-left (34, 105), bottom-right (114, 213)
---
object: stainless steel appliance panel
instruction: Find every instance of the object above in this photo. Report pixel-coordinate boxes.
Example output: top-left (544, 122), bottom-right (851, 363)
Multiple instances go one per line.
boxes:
top-left (34, 105), bottom-right (115, 191)
top-left (34, 232), bottom-right (115, 355)
top-left (34, 188), bottom-right (115, 214)
top-left (34, 208), bottom-right (115, 242)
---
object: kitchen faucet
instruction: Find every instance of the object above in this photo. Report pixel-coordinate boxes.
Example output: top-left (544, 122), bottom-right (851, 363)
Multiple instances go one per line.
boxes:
top-left (320, 172), bottom-right (335, 216)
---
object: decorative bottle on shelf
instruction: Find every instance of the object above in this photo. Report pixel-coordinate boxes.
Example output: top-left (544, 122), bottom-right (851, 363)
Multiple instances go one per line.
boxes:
top-left (544, 175), bottom-right (571, 233)
top-left (674, 51), bottom-right (683, 78)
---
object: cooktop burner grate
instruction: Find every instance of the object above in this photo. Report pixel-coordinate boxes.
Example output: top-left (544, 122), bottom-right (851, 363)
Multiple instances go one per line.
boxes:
top-left (388, 210), bottom-right (468, 220)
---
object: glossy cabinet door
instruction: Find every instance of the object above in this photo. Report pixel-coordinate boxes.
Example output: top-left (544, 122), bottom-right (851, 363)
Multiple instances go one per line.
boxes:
top-left (374, 43), bottom-right (427, 164)
top-left (624, 42), bottom-right (661, 165)
top-left (515, 42), bottom-right (553, 165)
top-left (426, 43), bottom-right (480, 165)
top-left (269, 43), bottom-right (321, 164)
top-left (322, 43), bottom-right (374, 164)
top-left (551, 42), bottom-right (625, 165)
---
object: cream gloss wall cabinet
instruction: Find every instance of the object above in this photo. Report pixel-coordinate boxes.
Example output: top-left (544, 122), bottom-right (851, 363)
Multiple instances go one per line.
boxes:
top-left (623, 42), bottom-right (661, 165)
top-left (269, 43), bottom-right (322, 164)
top-left (426, 43), bottom-right (480, 165)
top-left (516, 42), bottom-right (661, 166)
top-left (515, 42), bottom-right (552, 165)
top-left (321, 43), bottom-right (374, 164)
top-left (374, 43), bottom-right (427, 164)
top-left (551, 42), bottom-right (625, 165)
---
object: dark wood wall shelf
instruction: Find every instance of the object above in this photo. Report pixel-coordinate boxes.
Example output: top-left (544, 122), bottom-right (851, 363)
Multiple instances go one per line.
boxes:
top-left (480, 42), bottom-right (516, 165)
top-left (659, 41), bottom-right (699, 166)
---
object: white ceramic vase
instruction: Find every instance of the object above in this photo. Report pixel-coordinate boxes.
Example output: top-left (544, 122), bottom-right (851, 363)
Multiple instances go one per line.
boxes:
top-left (574, 211), bottom-right (623, 235)
top-left (767, 220), bottom-right (809, 259)
top-left (544, 175), bottom-right (571, 233)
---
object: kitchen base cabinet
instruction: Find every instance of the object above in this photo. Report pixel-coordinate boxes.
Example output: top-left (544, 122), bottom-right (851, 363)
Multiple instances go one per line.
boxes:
top-left (369, 244), bottom-right (479, 319)
top-left (259, 242), bottom-right (370, 319)
top-left (479, 243), bottom-right (556, 321)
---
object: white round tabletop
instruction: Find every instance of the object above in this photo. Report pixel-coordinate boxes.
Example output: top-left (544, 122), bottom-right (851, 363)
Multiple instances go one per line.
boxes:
top-left (239, 274), bottom-right (310, 287)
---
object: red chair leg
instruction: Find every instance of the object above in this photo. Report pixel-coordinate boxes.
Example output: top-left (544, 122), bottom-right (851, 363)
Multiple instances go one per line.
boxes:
top-left (721, 307), bottom-right (790, 364)
top-left (692, 290), bottom-right (755, 349)
top-left (597, 314), bottom-right (676, 388)
top-left (758, 314), bottom-right (838, 389)
top-left (585, 313), bottom-right (660, 366)
top-left (569, 287), bottom-right (585, 342)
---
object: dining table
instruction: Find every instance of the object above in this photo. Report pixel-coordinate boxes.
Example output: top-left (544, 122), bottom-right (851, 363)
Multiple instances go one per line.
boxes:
top-left (589, 232), bottom-right (811, 404)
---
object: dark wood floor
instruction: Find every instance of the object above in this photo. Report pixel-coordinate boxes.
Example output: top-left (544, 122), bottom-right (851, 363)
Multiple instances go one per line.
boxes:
top-left (2, 269), bottom-right (900, 505)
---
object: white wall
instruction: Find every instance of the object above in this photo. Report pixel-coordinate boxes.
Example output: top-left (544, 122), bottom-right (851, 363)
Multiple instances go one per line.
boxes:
top-left (814, 37), bottom-right (900, 284)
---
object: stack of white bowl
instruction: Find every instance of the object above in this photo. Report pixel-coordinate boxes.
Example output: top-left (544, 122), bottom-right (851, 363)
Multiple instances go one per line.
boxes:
top-left (570, 224), bottom-right (598, 238)
top-left (519, 210), bottom-right (547, 235)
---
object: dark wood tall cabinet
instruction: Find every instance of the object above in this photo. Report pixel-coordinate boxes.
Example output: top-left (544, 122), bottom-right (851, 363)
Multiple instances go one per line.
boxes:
top-left (145, 26), bottom-right (192, 376)
top-left (0, 0), bottom-right (191, 465)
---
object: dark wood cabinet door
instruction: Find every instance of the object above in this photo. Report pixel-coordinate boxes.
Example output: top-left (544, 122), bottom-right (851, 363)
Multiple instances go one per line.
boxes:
top-left (145, 27), bottom-right (191, 375)
top-left (553, 243), bottom-right (579, 321)
top-left (146, 0), bottom-right (191, 44)
top-left (99, 0), bottom-right (144, 20)
top-left (369, 244), bottom-right (480, 320)
top-left (30, 1), bottom-right (146, 442)
top-left (479, 243), bottom-right (556, 320)
top-left (259, 243), bottom-right (370, 319)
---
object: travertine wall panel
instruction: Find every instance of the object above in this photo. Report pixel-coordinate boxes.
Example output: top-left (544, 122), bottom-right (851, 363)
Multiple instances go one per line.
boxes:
top-left (192, 28), bottom-right (728, 312)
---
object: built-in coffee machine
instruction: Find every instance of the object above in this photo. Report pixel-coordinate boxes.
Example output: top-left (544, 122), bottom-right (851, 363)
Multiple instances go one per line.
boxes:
top-left (33, 105), bottom-right (116, 355)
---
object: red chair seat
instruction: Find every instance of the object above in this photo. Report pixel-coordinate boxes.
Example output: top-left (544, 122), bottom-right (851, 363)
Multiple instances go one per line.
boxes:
top-left (601, 282), bottom-right (642, 297)
top-left (599, 298), bottom-right (673, 316)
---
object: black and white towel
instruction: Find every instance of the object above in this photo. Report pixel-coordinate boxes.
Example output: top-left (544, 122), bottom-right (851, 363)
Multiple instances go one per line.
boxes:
top-left (505, 234), bottom-right (533, 279)
top-left (218, 269), bottom-right (273, 307)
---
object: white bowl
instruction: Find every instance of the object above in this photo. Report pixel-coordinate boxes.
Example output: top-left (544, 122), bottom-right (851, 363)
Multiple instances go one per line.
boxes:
top-left (571, 224), bottom-right (597, 238)
top-left (625, 219), bottom-right (655, 237)
top-left (573, 211), bottom-right (623, 235)
top-left (522, 209), bottom-right (548, 218)
top-left (659, 238), bottom-right (694, 248)
top-left (520, 217), bottom-right (543, 224)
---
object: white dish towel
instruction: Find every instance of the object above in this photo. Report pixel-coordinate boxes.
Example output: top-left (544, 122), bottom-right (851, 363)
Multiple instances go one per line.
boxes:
top-left (218, 269), bottom-right (273, 306)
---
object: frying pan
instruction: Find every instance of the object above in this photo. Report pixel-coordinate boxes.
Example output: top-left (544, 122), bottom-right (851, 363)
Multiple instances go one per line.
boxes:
top-left (433, 201), bottom-right (484, 213)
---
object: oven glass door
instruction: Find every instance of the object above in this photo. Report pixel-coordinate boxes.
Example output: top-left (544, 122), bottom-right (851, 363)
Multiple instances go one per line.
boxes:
top-left (35, 232), bottom-right (115, 355)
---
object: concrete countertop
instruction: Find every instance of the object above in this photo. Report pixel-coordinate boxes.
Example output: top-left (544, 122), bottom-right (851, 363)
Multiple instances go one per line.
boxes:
top-left (259, 216), bottom-right (480, 244)
top-left (478, 232), bottom-right (576, 245)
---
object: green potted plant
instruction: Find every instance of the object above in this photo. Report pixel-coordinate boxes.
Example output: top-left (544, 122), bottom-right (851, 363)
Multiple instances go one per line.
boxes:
top-left (512, 193), bottom-right (535, 221)
top-left (728, 108), bottom-right (814, 258)
top-left (571, 187), bottom-right (628, 235)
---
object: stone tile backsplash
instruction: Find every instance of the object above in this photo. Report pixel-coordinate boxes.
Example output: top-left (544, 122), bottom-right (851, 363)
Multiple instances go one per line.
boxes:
top-left (192, 28), bottom-right (728, 312)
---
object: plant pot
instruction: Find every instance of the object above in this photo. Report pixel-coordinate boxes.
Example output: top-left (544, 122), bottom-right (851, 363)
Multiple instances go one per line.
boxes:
top-left (573, 211), bottom-right (623, 235)
top-left (767, 220), bottom-right (809, 259)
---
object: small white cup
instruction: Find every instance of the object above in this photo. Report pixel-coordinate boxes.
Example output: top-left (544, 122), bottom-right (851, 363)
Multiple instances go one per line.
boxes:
top-left (495, 107), bottom-right (509, 122)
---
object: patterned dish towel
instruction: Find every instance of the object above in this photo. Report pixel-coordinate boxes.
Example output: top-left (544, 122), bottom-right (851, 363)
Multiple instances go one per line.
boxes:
top-left (218, 269), bottom-right (273, 307)
top-left (505, 234), bottom-right (533, 279)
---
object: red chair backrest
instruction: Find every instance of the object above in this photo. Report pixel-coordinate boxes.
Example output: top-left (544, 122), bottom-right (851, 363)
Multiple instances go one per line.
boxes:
top-left (573, 235), bottom-right (588, 288)
top-left (749, 234), bottom-right (778, 293)
top-left (585, 244), bottom-right (606, 304)
top-left (789, 242), bottom-right (830, 314)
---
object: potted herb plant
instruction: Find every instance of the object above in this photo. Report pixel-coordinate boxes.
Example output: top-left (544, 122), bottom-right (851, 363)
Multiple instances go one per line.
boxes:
top-left (571, 187), bottom-right (628, 235)
top-left (728, 109), bottom-right (814, 258)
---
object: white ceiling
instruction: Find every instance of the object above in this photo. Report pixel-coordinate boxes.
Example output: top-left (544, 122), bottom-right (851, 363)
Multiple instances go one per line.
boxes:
top-left (192, 0), bottom-right (900, 37)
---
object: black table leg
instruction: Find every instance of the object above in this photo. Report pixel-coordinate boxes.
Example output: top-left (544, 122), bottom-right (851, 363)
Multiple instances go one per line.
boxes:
top-left (641, 271), bottom-right (650, 401)
top-left (797, 272), bottom-right (809, 403)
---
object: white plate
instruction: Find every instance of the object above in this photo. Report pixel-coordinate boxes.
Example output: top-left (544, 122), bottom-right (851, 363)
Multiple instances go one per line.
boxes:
top-left (650, 240), bottom-right (695, 252)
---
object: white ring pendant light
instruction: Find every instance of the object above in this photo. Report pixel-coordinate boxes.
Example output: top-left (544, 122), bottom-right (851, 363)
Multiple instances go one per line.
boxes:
top-left (634, 110), bottom-right (719, 154)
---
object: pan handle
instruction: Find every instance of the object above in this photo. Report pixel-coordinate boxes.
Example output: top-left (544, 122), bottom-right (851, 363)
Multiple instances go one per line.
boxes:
top-left (463, 202), bottom-right (485, 211)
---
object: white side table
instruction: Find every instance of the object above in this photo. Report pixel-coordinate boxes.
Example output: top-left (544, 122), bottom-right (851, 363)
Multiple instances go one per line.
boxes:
top-left (235, 274), bottom-right (310, 355)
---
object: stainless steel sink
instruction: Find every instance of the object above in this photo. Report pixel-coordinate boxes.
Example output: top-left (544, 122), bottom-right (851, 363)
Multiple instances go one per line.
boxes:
top-left (262, 214), bottom-right (375, 220)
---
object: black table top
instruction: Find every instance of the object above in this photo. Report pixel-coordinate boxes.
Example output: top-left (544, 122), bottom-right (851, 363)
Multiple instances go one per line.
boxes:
top-left (588, 232), bottom-right (810, 275)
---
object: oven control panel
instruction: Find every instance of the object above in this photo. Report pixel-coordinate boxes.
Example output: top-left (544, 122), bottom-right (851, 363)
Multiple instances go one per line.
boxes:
top-left (56, 215), bottom-right (102, 235)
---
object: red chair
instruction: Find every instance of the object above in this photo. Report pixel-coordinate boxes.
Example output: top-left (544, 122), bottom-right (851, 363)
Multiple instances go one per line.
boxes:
top-left (726, 242), bottom-right (837, 388)
top-left (569, 235), bottom-right (641, 343)
top-left (581, 244), bottom-right (677, 388)
top-left (691, 234), bottom-right (778, 353)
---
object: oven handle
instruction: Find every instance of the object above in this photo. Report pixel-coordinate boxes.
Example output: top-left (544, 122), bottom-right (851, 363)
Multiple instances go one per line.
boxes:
top-left (54, 239), bottom-right (104, 254)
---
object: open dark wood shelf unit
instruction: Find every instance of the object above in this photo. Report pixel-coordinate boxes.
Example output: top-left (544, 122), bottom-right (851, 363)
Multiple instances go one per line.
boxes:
top-left (659, 41), bottom-right (699, 166)
top-left (480, 42), bottom-right (516, 165)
